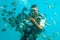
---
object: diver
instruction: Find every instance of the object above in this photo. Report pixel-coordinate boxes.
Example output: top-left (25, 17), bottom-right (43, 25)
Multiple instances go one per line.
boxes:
top-left (28, 5), bottom-right (45, 40)
top-left (16, 5), bottom-right (47, 40)
top-left (20, 5), bottom-right (46, 40)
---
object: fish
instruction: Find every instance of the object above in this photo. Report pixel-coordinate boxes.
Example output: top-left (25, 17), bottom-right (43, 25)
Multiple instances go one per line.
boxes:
top-left (54, 12), bottom-right (57, 16)
top-left (12, 8), bottom-right (16, 11)
top-left (48, 4), bottom-right (54, 9)
top-left (2, 28), bottom-right (7, 32)
top-left (51, 17), bottom-right (56, 25)
top-left (55, 32), bottom-right (59, 37)
top-left (11, 2), bottom-right (17, 6)
top-left (3, 5), bottom-right (7, 8)
top-left (8, 17), bottom-right (16, 27)
top-left (2, 9), bottom-right (7, 13)
top-left (41, 34), bottom-right (47, 39)
top-left (1, 13), bottom-right (5, 16)
top-left (2, 17), bottom-right (7, 21)
top-left (48, 37), bottom-right (53, 40)
top-left (7, 11), bottom-right (13, 15)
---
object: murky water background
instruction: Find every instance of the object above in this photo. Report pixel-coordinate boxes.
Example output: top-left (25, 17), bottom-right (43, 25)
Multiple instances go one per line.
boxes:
top-left (0, 0), bottom-right (60, 40)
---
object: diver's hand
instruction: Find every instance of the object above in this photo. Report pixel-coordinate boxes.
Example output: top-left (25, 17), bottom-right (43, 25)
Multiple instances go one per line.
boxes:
top-left (38, 25), bottom-right (43, 29)
top-left (29, 17), bottom-right (35, 22)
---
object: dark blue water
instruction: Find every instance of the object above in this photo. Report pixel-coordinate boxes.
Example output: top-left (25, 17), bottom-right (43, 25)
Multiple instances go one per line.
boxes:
top-left (0, 0), bottom-right (60, 40)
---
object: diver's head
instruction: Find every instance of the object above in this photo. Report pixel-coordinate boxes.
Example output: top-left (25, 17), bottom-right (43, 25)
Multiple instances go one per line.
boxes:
top-left (31, 5), bottom-right (39, 16)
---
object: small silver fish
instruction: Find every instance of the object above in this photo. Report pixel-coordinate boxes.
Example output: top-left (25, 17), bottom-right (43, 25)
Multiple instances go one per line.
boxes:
top-left (42, 34), bottom-right (47, 39)
top-left (48, 37), bottom-right (53, 40)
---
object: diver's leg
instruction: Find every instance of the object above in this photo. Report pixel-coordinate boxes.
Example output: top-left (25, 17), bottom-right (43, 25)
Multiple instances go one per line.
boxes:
top-left (33, 36), bottom-right (37, 40)
top-left (31, 31), bottom-right (37, 40)
top-left (20, 30), bottom-right (30, 40)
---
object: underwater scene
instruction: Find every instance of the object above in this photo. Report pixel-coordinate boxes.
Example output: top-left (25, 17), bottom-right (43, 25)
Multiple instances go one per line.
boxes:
top-left (0, 0), bottom-right (60, 40)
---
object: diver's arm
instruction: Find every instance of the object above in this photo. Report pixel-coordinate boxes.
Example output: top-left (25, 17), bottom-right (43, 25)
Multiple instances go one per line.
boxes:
top-left (29, 17), bottom-right (43, 30)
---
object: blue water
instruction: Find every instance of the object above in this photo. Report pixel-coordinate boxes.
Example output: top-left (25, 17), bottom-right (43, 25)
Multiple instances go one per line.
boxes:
top-left (0, 0), bottom-right (60, 40)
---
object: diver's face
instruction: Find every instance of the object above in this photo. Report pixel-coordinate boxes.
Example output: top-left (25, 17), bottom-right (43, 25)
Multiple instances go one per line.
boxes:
top-left (32, 7), bottom-right (38, 16)
top-left (35, 9), bottom-right (38, 14)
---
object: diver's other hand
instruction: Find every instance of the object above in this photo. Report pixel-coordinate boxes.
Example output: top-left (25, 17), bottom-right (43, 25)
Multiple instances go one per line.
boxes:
top-left (38, 25), bottom-right (43, 30)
